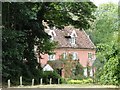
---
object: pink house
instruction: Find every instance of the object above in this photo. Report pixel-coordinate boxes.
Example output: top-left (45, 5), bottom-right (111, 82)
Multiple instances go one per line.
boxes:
top-left (36, 26), bottom-right (96, 78)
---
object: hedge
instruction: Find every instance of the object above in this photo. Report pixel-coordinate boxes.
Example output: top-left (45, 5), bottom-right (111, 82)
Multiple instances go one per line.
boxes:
top-left (67, 78), bottom-right (93, 84)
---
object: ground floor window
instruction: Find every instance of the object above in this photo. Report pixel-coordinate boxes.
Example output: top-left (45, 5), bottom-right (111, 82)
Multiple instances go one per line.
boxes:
top-left (88, 53), bottom-right (92, 60)
top-left (84, 67), bottom-right (93, 77)
top-left (84, 68), bottom-right (87, 77)
top-left (63, 52), bottom-right (67, 60)
top-left (72, 52), bottom-right (78, 60)
top-left (48, 54), bottom-right (55, 61)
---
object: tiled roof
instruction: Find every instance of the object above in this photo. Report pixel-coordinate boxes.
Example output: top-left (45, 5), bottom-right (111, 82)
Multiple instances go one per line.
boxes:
top-left (46, 26), bottom-right (96, 49)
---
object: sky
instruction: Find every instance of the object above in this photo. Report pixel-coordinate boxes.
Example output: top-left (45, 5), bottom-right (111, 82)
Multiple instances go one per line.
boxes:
top-left (90, 0), bottom-right (119, 6)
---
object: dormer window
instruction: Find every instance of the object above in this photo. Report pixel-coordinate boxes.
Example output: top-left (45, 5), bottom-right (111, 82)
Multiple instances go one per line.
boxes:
top-left (70, 36), bottom-right (76, 44)
top-left (65, 34), bottom-right (76, 45)
top-left (68, 30), bottom-right (77, 45)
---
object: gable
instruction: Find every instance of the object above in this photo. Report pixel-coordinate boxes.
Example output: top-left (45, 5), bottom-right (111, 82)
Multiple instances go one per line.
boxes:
top-left (70, 30), bottom-right (77, 37)
top-left (43, 64), bottom-right (54, 71)
top-left (48, 30), bottom-right (56, 37)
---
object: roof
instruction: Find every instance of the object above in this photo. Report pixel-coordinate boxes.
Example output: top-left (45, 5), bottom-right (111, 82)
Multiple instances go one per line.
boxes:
top-left (42, 64), bottom-right (54, 71)
top-left (45, 26), bottom-right (96, 49)
top-left (48, 60), bottom-right (64, 69)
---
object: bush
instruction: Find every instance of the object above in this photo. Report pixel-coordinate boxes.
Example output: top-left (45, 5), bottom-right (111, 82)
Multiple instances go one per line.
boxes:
top-left (100, 57), bottom-right (120, 85)
top-left (41, 71), bottom-right (63, 84)
top-left (67, 80), bottom-right (83, 84)
top-left (70, 74), bottom-right (86, 80)
top-left (82, 78), bottom-right (93, 84)
top-left (67, 78), bottom-right (93, 84)
top-left (60, 78), bottom-right (67, 84)
top-left (74, 63), bottom-right (84, 76)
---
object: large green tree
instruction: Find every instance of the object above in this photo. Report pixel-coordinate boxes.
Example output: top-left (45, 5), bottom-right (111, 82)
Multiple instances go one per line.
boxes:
top-left (87, 3), bottom-right (118, 44)
top-left (2, 2), bottom-right (96, 84)
top-left (87, 3), bottom-right (119, 85)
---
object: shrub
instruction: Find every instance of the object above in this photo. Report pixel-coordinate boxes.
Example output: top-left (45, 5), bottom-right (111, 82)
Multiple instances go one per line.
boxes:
top-left (41, 71), bottom-right (62, 84)
top-left (67, 80), bottom-right (83, 84)
top-left (100, 57), bottom-right (120, 85)
top-left (82, 78), bottom-right (93, 84)
top-left (67, 78), bottom-right (93, 84)
top-left (71, 74), bottom-right (86, 80)
top-left (74, 64), bottom-right (84, 76)
top-left (60, 78), bottom-right (67, 84)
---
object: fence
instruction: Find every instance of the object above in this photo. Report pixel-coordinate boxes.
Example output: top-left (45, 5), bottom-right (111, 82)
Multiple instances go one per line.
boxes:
top-left (7, 76), bottom-right (61, 88)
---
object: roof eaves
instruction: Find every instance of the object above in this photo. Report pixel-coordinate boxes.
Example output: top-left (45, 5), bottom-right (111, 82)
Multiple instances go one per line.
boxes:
top-left (56, 47), bottom-right (96, 50)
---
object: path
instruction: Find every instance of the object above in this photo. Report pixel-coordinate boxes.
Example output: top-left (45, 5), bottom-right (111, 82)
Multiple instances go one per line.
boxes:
top-left (10, 84), bottom-right (119, 88)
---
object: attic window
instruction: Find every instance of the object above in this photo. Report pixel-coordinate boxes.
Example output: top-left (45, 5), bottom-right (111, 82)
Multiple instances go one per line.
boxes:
top-left (69, 36), bottom-right (76, 44)
top-left (69, 30), bottom-right (77, 45)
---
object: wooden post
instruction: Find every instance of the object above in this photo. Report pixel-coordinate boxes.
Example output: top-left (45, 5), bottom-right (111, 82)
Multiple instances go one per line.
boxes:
top-left (50, 78), bottom-right (52, 85)
top-left (40, 78), bottom-right (42, 85)
top-left (32, 79), bottom-right (34, 86)
top-left (8, 79), bottom-right (10, 88)
top-left (58, 78), bottom-right (60, 84)
top-left (20, 76), bottom-right (22, 86)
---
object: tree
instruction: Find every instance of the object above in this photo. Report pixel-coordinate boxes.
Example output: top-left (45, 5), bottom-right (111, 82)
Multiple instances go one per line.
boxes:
top-left (74, 63), bottom-right (84, 76)
top-left (100, 54), bottom-right (120, 85)
top-left (2, 2), bottom-right (96, 84)
top-left (2, 29), bottom-right (26, 83)
top-left (87, 3), bottom-right (118, 44)
top-left (87, 3), bottom-right (119, 85)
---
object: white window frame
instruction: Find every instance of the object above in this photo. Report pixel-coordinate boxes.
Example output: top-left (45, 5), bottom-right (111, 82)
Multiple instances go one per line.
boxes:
top-left (88, 53), bottom-right (92, 60)
top-left (72, 52), bottom-right (78, 60)
top-left (84, 68), bottom-right (87, 77)
top-left (48, 54), bottom-right (55, 61)
top-left (71, 37), bottom-right (76, 44)
top-left (70, 36), bottom-right (76, 44)
top-left (63, 52), bottom-right (67, 59)
top-left (90, 68), bottom-right (93, 77)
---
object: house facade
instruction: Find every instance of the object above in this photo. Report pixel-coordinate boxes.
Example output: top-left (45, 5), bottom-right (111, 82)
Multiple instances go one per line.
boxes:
top-left (37, 26), bottom-right (96, 78)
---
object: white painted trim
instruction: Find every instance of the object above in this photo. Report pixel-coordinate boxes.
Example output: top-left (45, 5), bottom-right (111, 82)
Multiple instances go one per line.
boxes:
top-left (48, 30), bottom-right (56, 37)
top-left (48, 54), bottom-right (55, 61)
top-left (63, 52), bottom-right (67, 59)
top-left (43, 64), bottom-right (54, 71)
top-left (88, 52), bottom-right (92, 60)
top-left (70, 30), bottom-right (77, 37)
top-left (72, 52), bottom-right (78, 60)
top-left (90, 68), bottom-right (93, 77)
